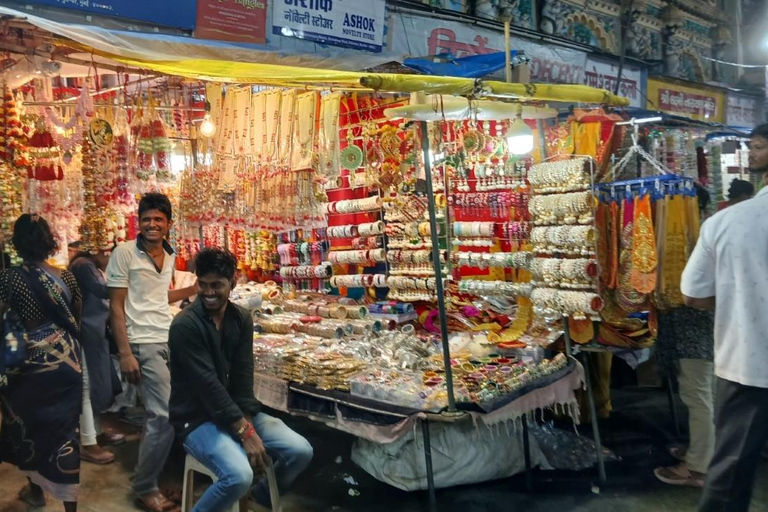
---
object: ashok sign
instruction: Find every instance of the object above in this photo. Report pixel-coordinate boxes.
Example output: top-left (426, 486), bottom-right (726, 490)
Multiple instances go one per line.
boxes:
top-left (272, 0), bottom-right (386, 52)
top-left (647, 79), bottom-right (724, 123)
top-left (24, 0), bottom-right (195, 29)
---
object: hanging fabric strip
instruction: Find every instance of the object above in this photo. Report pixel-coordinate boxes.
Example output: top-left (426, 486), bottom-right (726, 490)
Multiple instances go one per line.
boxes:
top-left (617, 198), bottom-right (646, 312)
top-left (217, 89), bottom-right (236, 156)
top-left (291, 91), bottom-right (317, 171)
top-left (319, 92), bottom-right (341, 181)
top-left (278, 89), bottom-right (297, 169)
top-left (630, 193), bottom-right (658, 294)
top-left (250, 90), bottom-right (267, 164)
top-left (608, 201), bottom-right (619, 289)
top-left (596, 201), bottom-right (610, 287)
top-left (653, 194), bottom-right (667, 306)
top-left (262, 89), bottom-right (282, 167)
top-left (233, 87), bottom-right (251, 156)
top-left (218, 157), bottom-right (238, 191)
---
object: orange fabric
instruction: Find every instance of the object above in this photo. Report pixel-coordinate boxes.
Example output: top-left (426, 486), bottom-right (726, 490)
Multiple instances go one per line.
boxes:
top-left (631, 194), bottom-right (658, 293)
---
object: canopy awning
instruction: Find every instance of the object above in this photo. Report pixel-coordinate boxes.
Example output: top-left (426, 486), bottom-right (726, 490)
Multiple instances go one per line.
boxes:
top-left (0, 5), bottom-right (630, 106)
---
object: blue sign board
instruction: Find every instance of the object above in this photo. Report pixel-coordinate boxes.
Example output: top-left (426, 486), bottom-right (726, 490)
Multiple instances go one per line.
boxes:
top-left (273, 0), bottom-right (386, 53)
top-left (24, 0), bottom-right (196, 30)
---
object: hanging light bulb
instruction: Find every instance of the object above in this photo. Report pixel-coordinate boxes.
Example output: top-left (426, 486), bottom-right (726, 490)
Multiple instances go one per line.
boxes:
top-left (199, 101), bottom-right (216, 138)
top-left (507, 105), bottom-right (534, 155)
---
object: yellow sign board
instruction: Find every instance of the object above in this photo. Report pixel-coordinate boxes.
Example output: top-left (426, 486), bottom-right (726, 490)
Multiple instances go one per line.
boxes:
top-left (647, 79), bottom-right (725, 123)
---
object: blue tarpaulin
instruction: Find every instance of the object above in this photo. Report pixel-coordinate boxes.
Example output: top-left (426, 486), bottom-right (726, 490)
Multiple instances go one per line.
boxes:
top-left (404, 51), bottom-right (520, 79)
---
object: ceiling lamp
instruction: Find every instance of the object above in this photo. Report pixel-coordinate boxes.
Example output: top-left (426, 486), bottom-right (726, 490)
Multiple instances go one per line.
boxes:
top-left (199, 101), bottom-right (216, 138)
top-left (507, 105), bottom-right (534, 155)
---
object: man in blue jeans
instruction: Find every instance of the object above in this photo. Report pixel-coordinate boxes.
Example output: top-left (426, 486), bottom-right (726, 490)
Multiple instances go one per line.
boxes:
top-left (168, 248), bottom-right (313, 511)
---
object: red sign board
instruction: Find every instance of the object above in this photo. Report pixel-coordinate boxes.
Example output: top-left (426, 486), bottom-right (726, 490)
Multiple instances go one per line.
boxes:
top-left (196, 0), bottom-right (268, 44)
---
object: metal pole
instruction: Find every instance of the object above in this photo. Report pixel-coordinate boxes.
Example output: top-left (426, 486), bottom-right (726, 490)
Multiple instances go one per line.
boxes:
top-left (504, 21), bottom-right (512, 84)
top-left (580, 350), bottom-right (607, 483)
top-left (421, 419), bottom-right (437, 512)
top-left (419, 120), bottom-right (457, 412)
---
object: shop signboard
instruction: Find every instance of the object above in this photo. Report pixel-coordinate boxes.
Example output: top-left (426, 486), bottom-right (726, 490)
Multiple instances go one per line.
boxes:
top-left (389, 13), bottom-right (587, 84)
top-left (196, 0), bottom-right (268, 44)
top-left (726, 93), bottom-right (762, 129)
top-left (272, 0), bottom-right (386, 53)
top-left (647, 79), bottom-right (724, 123)
top-left (23, 0), bottom-right (195, 29)
top-left (584, 57), bottom-right (645, 108)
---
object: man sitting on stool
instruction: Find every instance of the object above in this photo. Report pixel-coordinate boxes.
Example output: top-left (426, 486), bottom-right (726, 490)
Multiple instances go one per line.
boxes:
top-left (169, 248), bottom-right (313, 511)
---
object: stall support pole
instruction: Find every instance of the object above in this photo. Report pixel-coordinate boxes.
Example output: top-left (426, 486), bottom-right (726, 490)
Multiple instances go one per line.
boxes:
top-left (421, 419), bottom-right (437, 512)
top-left (522, 414), bottom-right (533, 491)
top-left (418, 121), bottom-right (457, 413)
top-left (564, 320), bottom-right (606, 484)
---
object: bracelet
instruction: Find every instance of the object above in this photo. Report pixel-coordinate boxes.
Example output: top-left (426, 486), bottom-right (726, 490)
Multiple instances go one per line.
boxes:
top-left (240, 423), bottom-right (257, 442)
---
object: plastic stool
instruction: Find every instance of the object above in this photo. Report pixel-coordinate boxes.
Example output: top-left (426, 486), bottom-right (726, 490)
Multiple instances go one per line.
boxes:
top-left (181, 453), bottom-right (282, 512)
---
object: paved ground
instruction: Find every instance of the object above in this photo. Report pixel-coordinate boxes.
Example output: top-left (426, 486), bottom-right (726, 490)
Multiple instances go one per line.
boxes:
top-left (1, 387), bottom-right (766, 512)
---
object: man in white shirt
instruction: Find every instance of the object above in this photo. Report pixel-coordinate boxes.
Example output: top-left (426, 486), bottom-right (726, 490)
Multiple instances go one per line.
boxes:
top-left (681, 124), bottom-right (768, 512)
top-left (106, 193), bottom-right (196, 512)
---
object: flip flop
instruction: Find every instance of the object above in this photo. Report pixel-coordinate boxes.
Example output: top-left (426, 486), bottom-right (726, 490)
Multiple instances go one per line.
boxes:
top-left (135, 493), bottom-right (179, 512)
top-left (18, 483), bottom-right (46, 508)
top-left (654, 464), bottom-right (704, 488)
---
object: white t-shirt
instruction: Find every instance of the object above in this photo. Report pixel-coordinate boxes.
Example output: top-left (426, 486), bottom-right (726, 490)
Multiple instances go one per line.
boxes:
top-left (681, 186), bottom-right (768, 388)
top-left (106, 237), bottom-right (175, 345)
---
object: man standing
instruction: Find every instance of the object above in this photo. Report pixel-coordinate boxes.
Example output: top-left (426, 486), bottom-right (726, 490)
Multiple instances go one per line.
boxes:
top-left (169, 248), bottom-right (313, 511)
top-left (681, 123), bottom-right (768, 512)
top-left (107, 193), bottom-right (196, 512)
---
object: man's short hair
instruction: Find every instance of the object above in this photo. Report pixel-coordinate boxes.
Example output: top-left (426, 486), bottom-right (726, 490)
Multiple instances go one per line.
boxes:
top-left (750, 123), bottom-right (768, 140)
top-left (194, 248), bottom-right (237, 281)
top-left (138, 192), bottom-right (173, 221)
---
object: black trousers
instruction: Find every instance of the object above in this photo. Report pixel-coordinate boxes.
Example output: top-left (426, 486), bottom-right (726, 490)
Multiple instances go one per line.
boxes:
top-left (700, 377), bottom-right (768, 512)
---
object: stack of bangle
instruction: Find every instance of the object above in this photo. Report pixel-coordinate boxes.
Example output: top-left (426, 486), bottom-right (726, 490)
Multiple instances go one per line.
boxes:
top-left (328, 249), bottom-right (386, 265)
top-left (358, 221), bottom-right (385, 237)
top-left (326, 196), bottom-right (383, 214)
top-left (279, 263), bottom-right (333, 279)
top-left (330, 274), bottom-right (388, 288)
top-left (236, 422), bottom-right (256, 442)
top-left (327, 225), bottom-right (359, 239)
top-left (454, 251), bottom-right (532, 270)
top-left (387, 250), bottom-right (445, 265)
top-left (453, 222), bottom-right (494, 238)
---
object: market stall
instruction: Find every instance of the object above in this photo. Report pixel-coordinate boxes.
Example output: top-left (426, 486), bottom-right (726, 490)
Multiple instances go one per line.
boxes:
top-left (0, 6), bottom-right (636, 506)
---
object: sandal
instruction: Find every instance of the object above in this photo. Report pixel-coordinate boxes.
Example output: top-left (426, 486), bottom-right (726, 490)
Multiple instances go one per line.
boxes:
top-left (668, 446), bottom-right (687, 463)
top-left (18, 483), bottom-right (46, 508)
top-left (97, 431), bottom-right (126, 446)
top-left (161, 487), bottom-right (183, 504)
top-left (135, 492), bottom-right (179, 512)
top-left (81, 445), bottom-right (116, 465)
top-left (654, 463), bottom-right (705, 488)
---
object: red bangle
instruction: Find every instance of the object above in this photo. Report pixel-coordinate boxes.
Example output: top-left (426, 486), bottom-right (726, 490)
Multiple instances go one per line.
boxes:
top-left (240, 423), bottom-right (256, 442)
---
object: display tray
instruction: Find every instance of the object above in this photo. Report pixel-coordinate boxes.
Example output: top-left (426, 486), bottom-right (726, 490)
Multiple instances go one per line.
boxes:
top-left (274, 361), bottom-right (577, 427)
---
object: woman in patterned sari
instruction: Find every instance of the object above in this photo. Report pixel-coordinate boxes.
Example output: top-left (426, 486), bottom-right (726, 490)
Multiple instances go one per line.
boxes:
top-left (0, 214), bottom-right (82, 511)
